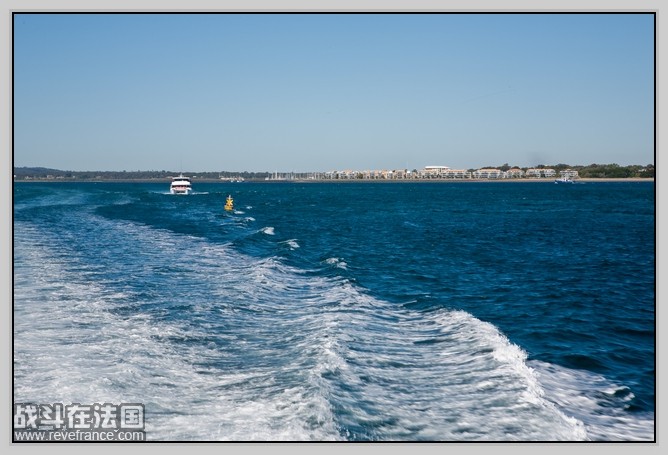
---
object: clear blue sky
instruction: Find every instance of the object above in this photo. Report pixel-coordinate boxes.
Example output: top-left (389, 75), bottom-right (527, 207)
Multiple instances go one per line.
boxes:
top-left (14, 13), bottom-right (654, 172)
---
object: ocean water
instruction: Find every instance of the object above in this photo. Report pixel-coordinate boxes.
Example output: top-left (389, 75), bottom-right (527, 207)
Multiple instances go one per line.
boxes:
top-left (13, 181), bottom-right (655, 441)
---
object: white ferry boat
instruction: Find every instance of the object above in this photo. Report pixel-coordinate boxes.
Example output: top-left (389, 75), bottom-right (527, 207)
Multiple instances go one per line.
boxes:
top-left (170, 174), bottom-right (192, 194)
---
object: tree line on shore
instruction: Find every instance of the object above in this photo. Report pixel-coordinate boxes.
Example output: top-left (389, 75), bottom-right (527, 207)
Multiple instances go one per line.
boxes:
top-left (13, 168), bottom-right (270, 180)
top-left (480, 163), bottom-right (654, 179)
top-left (13, 163), bottom-right (655, 181)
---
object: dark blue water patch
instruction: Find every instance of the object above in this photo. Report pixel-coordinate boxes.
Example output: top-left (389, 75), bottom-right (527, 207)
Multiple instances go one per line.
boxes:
top-left (241, 182), bottom-right (655, 414)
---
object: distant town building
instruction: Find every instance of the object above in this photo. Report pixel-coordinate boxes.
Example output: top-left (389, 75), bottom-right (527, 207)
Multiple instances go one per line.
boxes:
top-left (442, 169), bottom-right (470, 179)
top-left (393, 169), bottom-right (409, 179)
top-left (321, 165), bottom-right (573, 181)
top-left (504, 168), bottom-right (524, 178)
top-left (525, 168), bottom-right (556, 178)
top-left (419, 166), bottom-right (471, 179)
top-left (472, 168), bottom-right (503, 179)
top-left (424, 165), bottom-right (450, 177)
top-left (560, 169), bottom-right (579, 179)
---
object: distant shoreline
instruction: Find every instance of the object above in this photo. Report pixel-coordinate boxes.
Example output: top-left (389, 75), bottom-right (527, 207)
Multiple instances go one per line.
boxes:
top-left (293, 177), bottom-right (655, 184)
top-left (13, 177), bottom-right (654, 183)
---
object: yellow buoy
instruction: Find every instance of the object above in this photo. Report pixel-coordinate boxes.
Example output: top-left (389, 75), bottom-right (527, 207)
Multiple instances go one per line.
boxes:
top-left (224, 195), bottom-right (234, 211)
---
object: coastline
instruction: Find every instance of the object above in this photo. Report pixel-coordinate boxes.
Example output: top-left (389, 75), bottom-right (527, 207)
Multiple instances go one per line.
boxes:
top-left (13, 177), bottom-right (654, 184)
top-left (292, 177), bottom-right (654, 184)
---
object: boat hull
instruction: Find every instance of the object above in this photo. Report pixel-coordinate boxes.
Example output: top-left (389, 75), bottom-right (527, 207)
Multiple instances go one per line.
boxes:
top-left (170, 188), bottom-right (192, 195)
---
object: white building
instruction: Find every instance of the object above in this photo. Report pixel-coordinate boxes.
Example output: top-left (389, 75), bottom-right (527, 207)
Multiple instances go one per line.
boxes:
top-left (442, 169), bottom-right (471, 179)
top-left (504, 168), bottom-right (524, 178)
top-left (525, 168), bottom-right (556, 178)
top-left (420, 166), bottom-right (471, 179)
top-left (473, 168), bottom-right (503, 179)
top-left (560, 169), bottom-right (579, 179)
top-left (423, 166), bottom-right (450, 178)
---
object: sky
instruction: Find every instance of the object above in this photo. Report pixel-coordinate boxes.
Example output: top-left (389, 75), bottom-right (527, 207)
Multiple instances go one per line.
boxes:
top-left (13, 13), bottom-right (655, 173)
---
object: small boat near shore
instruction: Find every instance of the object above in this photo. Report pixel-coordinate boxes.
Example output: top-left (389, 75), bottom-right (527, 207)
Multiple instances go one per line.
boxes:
top-left (554, 177), bottom-right (574, 184)
top-left (170, 174), bottom-right (192, 194)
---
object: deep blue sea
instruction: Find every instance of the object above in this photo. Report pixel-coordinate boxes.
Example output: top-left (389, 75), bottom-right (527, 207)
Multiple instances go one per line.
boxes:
top-left (13, 181), bottom-right (655, 441)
